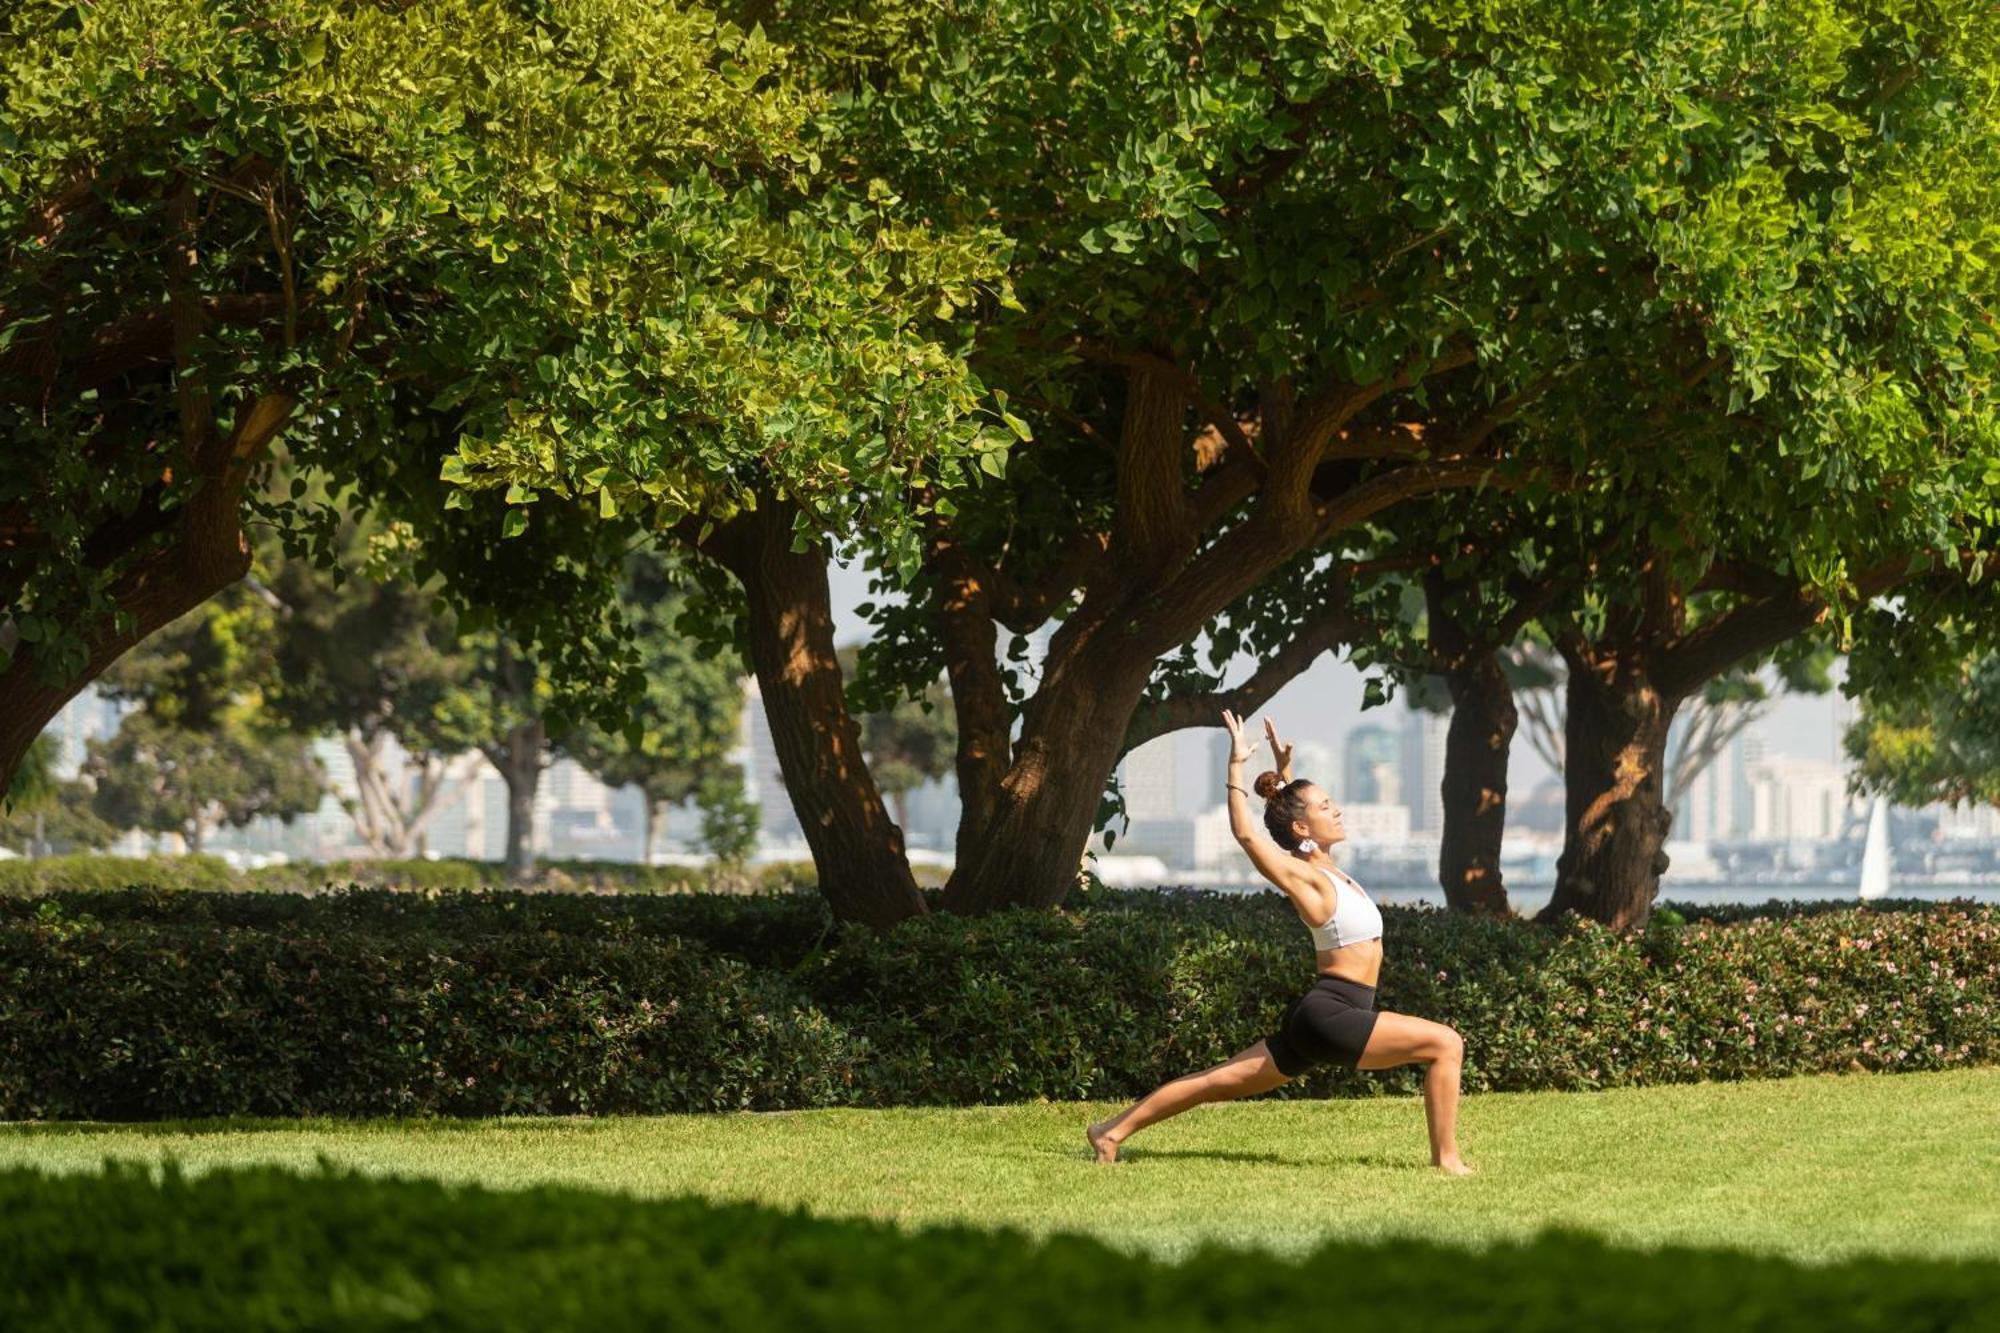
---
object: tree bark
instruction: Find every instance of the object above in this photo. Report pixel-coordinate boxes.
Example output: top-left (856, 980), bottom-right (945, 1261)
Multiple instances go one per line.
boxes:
top-left (1438, 651), bottom-right (1515, 916)
top-left (943, 621), bottom-right (1157, 915)
top-left (701, 496), bottom-right (926, 929)
top-left (640, 796), bottom-right (659, 867)
top-left (1538, 650), bottom-right (1677, 930)
top-left (0, 398), bottom-right (293, 795)
top-left (499, 717), bottom-right (544, 882)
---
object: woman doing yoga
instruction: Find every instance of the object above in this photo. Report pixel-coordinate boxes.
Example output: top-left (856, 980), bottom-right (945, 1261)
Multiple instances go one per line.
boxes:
top-left (1086, 711), bottom-right (1472, 1174)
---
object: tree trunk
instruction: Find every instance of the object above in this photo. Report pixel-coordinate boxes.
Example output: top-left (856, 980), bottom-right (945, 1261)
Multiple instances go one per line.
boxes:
top-left (0, 387), bottom-right (296, 795)
top-left (640, 796), bottom-right (659, 867)
top-left (1438, 651), bottom-right (1515, 915)
top-left (341, 732), bottom-right (396, 856)
top-left (396, 755), bottom-right (467, 858)
top-left (1539, 652), bottom-right (1678, 930)
top-left (185, 820), bottom-right (205, 855)
top-left (0, 492), bottom-right (261, 796)
top-left (702, 497), bottom-right (925, 929)
top-left (943, 633), bottom-right (1154, 914)
top-left (501, 717), bottom-right (544, 882)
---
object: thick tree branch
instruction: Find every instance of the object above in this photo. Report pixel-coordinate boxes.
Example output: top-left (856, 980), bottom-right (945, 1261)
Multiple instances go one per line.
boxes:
top-left (988, 529), bottom-right (1107, 631)
top-left (1111, 359), bottom-right (1194, 574)
top-left (1659, 557), bottom-right (1911, 699)
top-left (921, 536), bottom-right (1013, 842)
top-left (164, 182), bottom-right (215, 466)
top-left (1122, 600), bottom-right (1361, 755)
top-left (1311, 459), bottom-right (1513, 544)
top-left (1288, 340), bottom-right (1478, 464)
top-left (1187, 448), bottom-right (1264, 533)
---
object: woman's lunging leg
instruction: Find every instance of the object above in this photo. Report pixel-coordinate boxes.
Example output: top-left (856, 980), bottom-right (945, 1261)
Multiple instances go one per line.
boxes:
top-left (1358, 1011), bottom-right (1470, 1174)
top-left (1086, 1041), bottom-right (1290, 1163)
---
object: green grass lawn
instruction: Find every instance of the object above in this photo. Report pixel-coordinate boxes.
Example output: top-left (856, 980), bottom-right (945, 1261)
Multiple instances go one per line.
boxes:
top-left (5, 1067), bottom-right (1998, 1264)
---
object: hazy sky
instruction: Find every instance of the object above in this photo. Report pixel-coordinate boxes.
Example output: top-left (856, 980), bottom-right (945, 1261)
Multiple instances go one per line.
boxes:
top-left (826, 560), bottom-right (1853, 800)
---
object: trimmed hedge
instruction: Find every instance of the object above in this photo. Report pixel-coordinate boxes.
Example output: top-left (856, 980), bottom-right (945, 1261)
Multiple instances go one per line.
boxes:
top-left (0, 853), bottom-right (822, 899)
top-left (240, 856), bottom-right (827, 896)
top-left (5, 1163), bottom-right (1998, 1332)
top-left (0, 906), bottom-right (858, 1118)
top-left (0, 853), bottom-right (241, 897)
top-left (2, 888), bottom-right (1996, 1117)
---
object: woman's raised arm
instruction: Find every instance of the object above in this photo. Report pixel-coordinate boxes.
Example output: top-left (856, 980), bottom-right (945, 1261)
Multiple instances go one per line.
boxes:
top-left (1221, 710), bottom-right (1317, 896)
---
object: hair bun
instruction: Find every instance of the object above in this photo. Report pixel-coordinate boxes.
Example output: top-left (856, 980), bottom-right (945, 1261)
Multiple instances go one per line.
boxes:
top-left (1253, 771), bottom-right (1285, 801)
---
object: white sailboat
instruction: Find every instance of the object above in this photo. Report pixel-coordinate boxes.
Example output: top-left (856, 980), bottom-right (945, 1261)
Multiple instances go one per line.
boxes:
top-left (1858, 795), bottom-right (1891, 900)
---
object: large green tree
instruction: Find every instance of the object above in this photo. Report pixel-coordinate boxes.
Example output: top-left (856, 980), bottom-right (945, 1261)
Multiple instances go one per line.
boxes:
top-left (798, 0), bottom-right (2000, 920)
top-left (0, 0), bottom-right (943, 830)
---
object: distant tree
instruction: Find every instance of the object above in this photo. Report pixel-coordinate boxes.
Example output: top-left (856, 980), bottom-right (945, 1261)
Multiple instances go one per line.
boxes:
top-left (1508, 642), bottom-right (1837, 814)
top-left (3, 734), bottom-right (57, 812)
top-left (84, 590), bottom-right (324, 853)
top-left (1846, 654), bottom-right (2000, 810)
top-left (0, 734), bottom-right (114, 856)
top-left (842, 645), bottom-right (955, 838)
top-left (85, 712), bottom-right (323, 854)
top-left (0, 782), bottom-right (117, 857)
top-left (563, 554), bottom-right (743, 865)
top-left (696, 767), bottom-right (760, 871)
top-left (260, 511), bottom-right (482, 858)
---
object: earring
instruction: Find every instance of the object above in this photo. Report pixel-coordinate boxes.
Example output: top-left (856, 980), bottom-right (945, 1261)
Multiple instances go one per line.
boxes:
top-left (1297, 839), bottom-right (1319, 856)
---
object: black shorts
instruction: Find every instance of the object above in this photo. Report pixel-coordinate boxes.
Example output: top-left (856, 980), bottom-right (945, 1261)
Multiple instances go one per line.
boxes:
top-left (1265, 975), bottom-right (1380, 1077)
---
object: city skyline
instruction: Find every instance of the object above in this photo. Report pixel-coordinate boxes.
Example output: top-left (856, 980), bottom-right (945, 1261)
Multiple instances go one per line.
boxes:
top-left (22, 616), bottom-right (1908, 876)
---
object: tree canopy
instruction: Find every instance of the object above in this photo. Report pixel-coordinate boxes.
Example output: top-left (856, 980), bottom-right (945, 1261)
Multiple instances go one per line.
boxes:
top-left (1, 0), bottom-right (1005, 794)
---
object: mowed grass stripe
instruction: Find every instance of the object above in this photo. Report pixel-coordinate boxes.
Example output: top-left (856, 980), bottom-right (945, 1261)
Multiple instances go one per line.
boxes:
top-left (5, 1067), bottom-right (1997, 1263)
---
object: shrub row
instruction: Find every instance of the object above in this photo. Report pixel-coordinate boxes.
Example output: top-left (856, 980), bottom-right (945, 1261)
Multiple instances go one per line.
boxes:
top-left (3, 888), bottom-right (1995, 1118)
top-left (5, 1163), bottom-right (1997, 1332)
top-left (0, 853), bottom-right (819, 899)
top-left (0, 854), bottom-right (242, 896)
top-left (0, 906), bottom-right (854, 1119)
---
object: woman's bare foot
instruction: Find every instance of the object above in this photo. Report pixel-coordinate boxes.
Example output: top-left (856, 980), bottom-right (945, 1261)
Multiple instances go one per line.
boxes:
top-left (1085, 1120), bottom-right (1122, 1164)
top-left (1434, 1155), bottom-right (1474, 1176)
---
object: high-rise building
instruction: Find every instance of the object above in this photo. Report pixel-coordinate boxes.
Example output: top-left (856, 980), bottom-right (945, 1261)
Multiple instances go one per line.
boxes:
top-left (1119, 734), bottom-right (1179, 820)
top-left (1747, 756), bottom-right (1852, 842)
top-left (1175, 731), bottom-right (1233, 814)
top-left (541, 756), bottom-right (620, 858)
top-left (1289, 740), bottom-right (1337, 791)
top-left (1342, 725), bottom-right (1398, 803)
top-left (1677, 728), bottom-right (1750, 843)
top-left (1401, 710), bottom-right (1450, 833)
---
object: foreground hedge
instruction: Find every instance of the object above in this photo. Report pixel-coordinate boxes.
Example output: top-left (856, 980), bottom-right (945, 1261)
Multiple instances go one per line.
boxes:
top-left (2, 889), bottom-right (1997, 1117)
top-left (4, 1164), bottom-right (1996, 1332)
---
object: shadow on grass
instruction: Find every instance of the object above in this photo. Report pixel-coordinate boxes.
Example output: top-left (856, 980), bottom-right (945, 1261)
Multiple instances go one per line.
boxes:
top-left (3, 1161), bottom-right (1994, 1331)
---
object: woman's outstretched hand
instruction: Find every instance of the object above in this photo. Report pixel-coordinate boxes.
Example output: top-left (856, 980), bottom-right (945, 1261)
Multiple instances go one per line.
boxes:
top-left (1263, 717), bottom-right (1293, 780)
top-left (1221, 709), bottom-right (1257, 765)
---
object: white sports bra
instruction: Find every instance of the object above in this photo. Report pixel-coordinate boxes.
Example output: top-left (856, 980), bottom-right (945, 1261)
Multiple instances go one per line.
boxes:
top-left (1306, 864), bottom-right (1384, 951)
